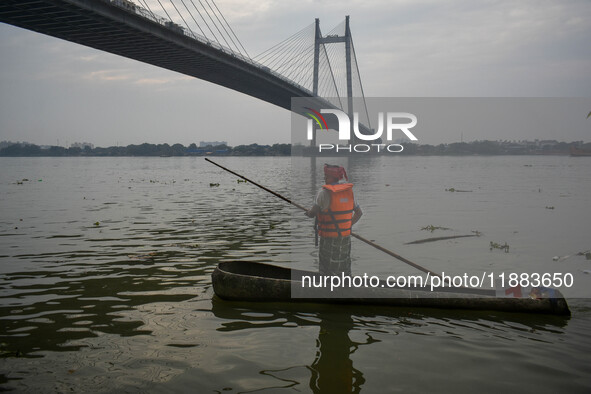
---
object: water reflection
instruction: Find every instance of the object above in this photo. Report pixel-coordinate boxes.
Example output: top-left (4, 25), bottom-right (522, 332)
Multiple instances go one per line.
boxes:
top-left (308, 312), bottom-right (366, 393)
top-left (212, 299), bottom-right (367, 393)
top-left (0, 158), bottom-right (292, 360)
top-left (0, 261), bottom-right (200, 357)
top-left (210, 298), bottom-right (569, 393)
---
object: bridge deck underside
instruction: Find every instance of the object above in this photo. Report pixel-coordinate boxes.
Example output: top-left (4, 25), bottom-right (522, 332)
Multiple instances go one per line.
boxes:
top-left (0, 0), bottom-right (312, 111)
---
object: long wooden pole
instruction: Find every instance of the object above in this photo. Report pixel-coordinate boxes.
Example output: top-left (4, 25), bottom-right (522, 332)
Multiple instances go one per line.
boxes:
top-left (205, 158), bottom-right (444, 279)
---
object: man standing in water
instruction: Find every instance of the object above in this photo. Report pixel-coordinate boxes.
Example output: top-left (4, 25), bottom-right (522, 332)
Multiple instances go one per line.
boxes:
top-left (306, 164), bottom-right (363, 275)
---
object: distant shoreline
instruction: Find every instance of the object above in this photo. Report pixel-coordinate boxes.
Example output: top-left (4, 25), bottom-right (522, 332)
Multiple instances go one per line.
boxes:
top-left (1, 140), bottom-right (589, 157)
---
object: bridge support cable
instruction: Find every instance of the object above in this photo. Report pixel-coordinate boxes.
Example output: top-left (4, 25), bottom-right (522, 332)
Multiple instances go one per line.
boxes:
top-left (309, 41), bottom-right (339, 102)
top-left (255, 32), bottom-right (306, 68)
top-left (167, 0), bottom-right (196, 38)
top-left (318, 42), bottom-right (342, 108)
top-left (141, 0), bottom-right (249, 59)
top-left (325, 42), bottom-right (346, 104)
top-left (326, 31), bottom-right (346, 100)
top-left (177, 0), bottom-right (209, 42)
top-left (154, 0), bottom-right (174, 23)
top-left (317, 21), bottom-right (348, 110)
top-left (185, 0), bottom-right (222, 45)
top-left (200, 0), bottom-right (250, 59)
top-left (273, 31), bottom-right (313, 75)
top-left (210, 1), bottom-right (250, 59)
top-left (316, 17), bottom-right (371, 129)
top-left (136, 0), bottom-right (158, 20)
top-left (350, 36), bottom-right (371, 130)
top-left (152, 0), bottom-right (222, 49)
top-left (203, 0), bottom-right (248, 59)
top-left (255, 24), bottom-right (325, 92)
top-left (313, 20), bottom-right (340, 105)
top-left (250, 16), bottom-right (369, 122)
top-left (255, 23), bottom-right (314, 71)
top-left (196, 0), bottom-right (236, 55)
top-left (345, 16), bottom-right (354, 130)
top-left (280, 34), bottom-right (316, 87)
top-left (254, 23), bottom-right (313, 62)
top-left (255, 20), bottom-right (348, 106)
top-left (176, 0), bottom-right (244, 57)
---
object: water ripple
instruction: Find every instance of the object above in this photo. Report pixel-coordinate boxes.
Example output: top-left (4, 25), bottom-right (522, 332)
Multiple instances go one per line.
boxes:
top-left (0, 157), bottom-right (590, 392)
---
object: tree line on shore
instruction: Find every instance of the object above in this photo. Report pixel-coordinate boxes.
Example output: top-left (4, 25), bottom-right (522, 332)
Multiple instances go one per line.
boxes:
top-left (0, 142), bottom-right (290, 157)
top-left (0, 140), bottom-right (588, 157)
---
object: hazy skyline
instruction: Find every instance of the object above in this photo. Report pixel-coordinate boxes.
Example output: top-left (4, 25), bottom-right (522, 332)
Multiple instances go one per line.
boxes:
top-left (1, 0), bottom-right (590, 147)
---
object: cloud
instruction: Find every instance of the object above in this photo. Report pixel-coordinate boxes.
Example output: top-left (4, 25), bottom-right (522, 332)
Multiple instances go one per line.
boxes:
top-left (80, 69), bottom-right (190, 86)
top-left (346, 0), bottom-right (591, 96)
top-left (134, 75), bottom-right (193, 86)
top-left (78, 55), bottom-right (100, 62)
top-left (83, 69), bottom-right (133, 82)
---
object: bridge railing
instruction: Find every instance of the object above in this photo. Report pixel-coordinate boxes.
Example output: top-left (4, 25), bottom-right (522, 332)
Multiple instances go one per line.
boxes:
top-left (104, 0), bottom-right (313, 97)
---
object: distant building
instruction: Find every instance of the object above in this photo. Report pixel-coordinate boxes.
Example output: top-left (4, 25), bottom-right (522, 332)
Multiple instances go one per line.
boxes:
top-left (199, 141), bottom-right (227, 147)
top-left (0, 140), bottom-right (29, 149)
top-left (0, 140), bottom-right (15, 149)
top-left (70, 142), bottom-right (94, 149)
top-left (537, 140), bottom-right (559, 149)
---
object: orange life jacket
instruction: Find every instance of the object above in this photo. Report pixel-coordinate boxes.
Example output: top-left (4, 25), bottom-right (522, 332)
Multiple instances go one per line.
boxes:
top-left (317, 183), bottom-right (355, 238)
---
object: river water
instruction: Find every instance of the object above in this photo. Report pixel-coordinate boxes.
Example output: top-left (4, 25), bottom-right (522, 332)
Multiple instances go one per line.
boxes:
top-left (0, 156), bottom-right (590, 393)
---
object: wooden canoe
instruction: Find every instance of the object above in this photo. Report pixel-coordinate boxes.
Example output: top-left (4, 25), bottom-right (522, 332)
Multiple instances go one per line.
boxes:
top-left (212, 262), bottom-right (570, 316)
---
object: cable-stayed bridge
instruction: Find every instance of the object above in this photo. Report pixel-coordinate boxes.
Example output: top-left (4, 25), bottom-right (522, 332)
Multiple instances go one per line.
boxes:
top-left (0, 0), bottom-right (371, 133)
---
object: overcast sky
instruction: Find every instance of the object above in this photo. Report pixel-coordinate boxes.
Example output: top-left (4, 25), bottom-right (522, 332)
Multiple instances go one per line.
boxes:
top-left (1, 0), bottom-right (590, 147)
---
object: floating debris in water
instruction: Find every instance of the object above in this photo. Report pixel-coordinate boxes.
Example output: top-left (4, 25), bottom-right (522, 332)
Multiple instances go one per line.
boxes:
top-left (128, 252), bottom-right (157, 260)
top-left (490, 241), bottom-right (509, 253)
top-left (237, 179), bottom-right (247, 183)
top-left (553, 250), bottom-right (590, 261)
top-left (445, 187), bottom-right (472, 192)
top-left (545, 206), bottom-right (555, 210)
top-left (210, 183), bottom-right (220, 187)
top-left (406, 232), bottom-right (481, 245)
top-left (93, 222), bottom-right (100, 226)
top-left (553, 255), bottom-right (571, 262)
top-left (421, 225), bottom-right (451, 232)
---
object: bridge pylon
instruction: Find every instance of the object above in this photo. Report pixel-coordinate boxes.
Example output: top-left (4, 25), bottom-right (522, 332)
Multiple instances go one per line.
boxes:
top-left (312, 16), bottom-right (355, 147)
